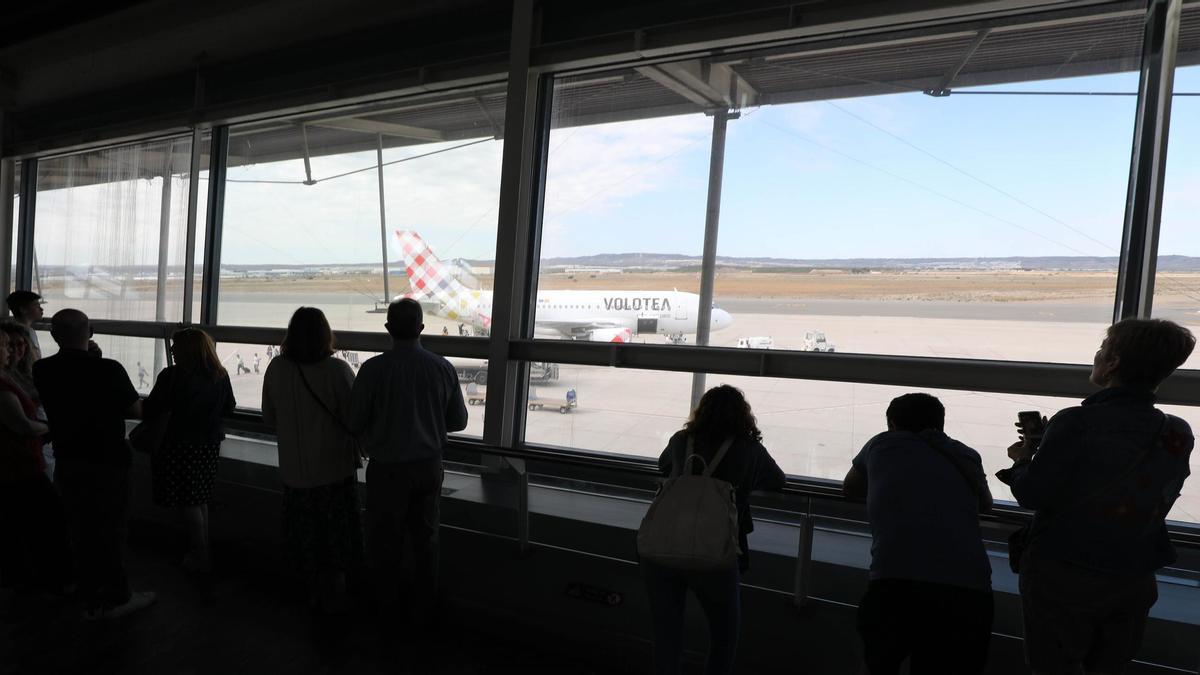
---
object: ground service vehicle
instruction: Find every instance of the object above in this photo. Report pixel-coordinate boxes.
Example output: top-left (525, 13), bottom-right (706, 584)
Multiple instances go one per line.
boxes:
top-left (736, 336), bottom-right (774, 349)
top-left (803, 331), bottom-right (836, 352)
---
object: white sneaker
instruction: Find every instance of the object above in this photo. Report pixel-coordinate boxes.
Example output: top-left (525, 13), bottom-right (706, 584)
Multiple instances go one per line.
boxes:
top-left (82, 591), bottom-right (157, 621)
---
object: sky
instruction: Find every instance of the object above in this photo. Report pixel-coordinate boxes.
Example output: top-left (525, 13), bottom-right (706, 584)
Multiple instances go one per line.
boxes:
top-left (26, 64), bottom-right (1200, 269)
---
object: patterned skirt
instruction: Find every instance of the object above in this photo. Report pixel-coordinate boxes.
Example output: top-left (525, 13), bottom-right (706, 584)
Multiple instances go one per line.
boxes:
top-left (151, 442), bottom-right (220, 508)
top-left (283, 476), bottom-right (364, 579)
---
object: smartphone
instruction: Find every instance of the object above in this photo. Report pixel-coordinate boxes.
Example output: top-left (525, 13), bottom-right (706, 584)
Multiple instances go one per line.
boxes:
top-left (1017, 410), bottom-right (1045, 437)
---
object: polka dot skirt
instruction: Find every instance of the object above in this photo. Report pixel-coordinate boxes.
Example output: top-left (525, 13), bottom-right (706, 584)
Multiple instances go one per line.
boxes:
top-left (151, 443), bottom-right (220, 508)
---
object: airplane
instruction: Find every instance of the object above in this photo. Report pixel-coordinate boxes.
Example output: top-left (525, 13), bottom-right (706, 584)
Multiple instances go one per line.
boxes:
top-left (393, 231), bottom-right (734, 343)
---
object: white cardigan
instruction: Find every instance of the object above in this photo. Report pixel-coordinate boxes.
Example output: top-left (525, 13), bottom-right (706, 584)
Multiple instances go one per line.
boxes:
top-left (262, 356), bottom-right (359, 489)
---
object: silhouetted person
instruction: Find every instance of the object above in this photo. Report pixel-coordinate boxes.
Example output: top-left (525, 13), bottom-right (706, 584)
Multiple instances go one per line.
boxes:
top-left (33, 309), bottom-right (154, 619)
top-left (999, 318), bottom-right (1195, 675)
top-left (6, 291), bottom-right (44, 360)
top-left (143, 328), bottom-right (235, 574)
top-left (0, 328), bottom-right (71, 596)
top-left (263, 307), bottom-right (362, 614)
top-left (843, 393), bottom-right (994, 675)
top-left (2, 323), bottom-right (53, 479)
top-left (642, 385), bottom-right (785, 675)
top-left (350, 298), bottom-right (467, 629)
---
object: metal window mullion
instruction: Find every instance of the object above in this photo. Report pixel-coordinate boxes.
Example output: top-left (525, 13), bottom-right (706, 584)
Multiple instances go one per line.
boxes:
top-left (15, 158), bottom-right (37, 292)
top-left (1114, 0), bottom-right (1182, 321)
top-left (200, 126), bottom-right (229, 326)
top-left (182, 127), bottom-right (204, 325)
top-left (0, 158), bottom-right (14, 309)
top-left (484, 0), bottom-right (540, 450)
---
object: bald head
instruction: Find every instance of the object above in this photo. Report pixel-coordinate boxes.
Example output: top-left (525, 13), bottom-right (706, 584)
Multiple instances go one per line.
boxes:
top-left (51, 309), bottom-right (91, 350)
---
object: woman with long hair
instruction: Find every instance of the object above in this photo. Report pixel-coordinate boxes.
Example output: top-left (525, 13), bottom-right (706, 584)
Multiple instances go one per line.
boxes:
top-left (262, 307), bottom-right (362, 614)
top-left (143, 328), bottom-right (236, 573)
top-left (642, 384), bottom-right (786, 675)
top-left (0, 329), bottom-right (71, 593)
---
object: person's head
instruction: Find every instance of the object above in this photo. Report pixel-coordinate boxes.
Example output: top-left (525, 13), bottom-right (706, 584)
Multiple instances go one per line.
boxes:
top-left (49, 309), bottom-right (90, 350)
top-left (280, 307), bottom-right (336, 364)
top-left (0, 324), bottom-right (29, 370)
top-left (1091, 318), bottom-right (1196, 391)
top-left (170, 328), bottom-right (227, 380)
top-left (6, 291), bottom-right (43, 324)
top-left (886, 393), bottom-right (945, 434)
top-left (386, 298), bottom-right (424, 340)
top-left (684, 385), bottom-right (762, 442)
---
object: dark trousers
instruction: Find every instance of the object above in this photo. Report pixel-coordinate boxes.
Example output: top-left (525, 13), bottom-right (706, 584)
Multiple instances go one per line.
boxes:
top-left (55, 460), bottom-right (132, 610)
top-left (641, 560), bottom-right (741, 675)
top-left (1019, 555), bottom-right (1157, 674)
top-left (0, 473), bottom-right (73, 591)
top-left (857, 578), bottom-right (994, 675)
top-left (366, 458), bottom-right (442, 620)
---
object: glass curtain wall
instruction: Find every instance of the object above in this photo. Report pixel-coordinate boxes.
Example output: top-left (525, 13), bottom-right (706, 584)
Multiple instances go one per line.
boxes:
top-left (524, 3), bottom-right (1184, 508)
top-left (217, 85), bottom-right (506, 413)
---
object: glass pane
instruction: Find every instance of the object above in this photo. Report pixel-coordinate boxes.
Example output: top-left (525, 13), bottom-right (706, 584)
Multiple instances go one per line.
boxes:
top-left (7, 161), bottom-right (17, 298)
top-left (218, 85), bottom-right (506, 334)
top-left (523, 363), bottom-right (1200, 520)
top-left (221, 338), bottom-right (484, 439)
top-left (535, 5), bottom-right (1147, 363)
top-left (1155, 31), bottom-right (1200, 369)
top-left (33, 138), bottom-right (195, 322)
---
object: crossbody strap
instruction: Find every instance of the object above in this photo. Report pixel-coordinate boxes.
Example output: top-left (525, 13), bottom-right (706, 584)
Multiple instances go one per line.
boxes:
top-left (295, 361), bottom-right (354, 437)
top-left (921, 432), bottom-right (984, 498)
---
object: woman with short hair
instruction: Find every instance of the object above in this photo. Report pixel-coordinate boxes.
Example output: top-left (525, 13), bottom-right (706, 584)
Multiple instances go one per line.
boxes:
top-left (143, 328), bottom-right (236, 574)
top-left (642, 384), bottom-right (786, 675)
top-left (262, 307), bottom-right (362, 614)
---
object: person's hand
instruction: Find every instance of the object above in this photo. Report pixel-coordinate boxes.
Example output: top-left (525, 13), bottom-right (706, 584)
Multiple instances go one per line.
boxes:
top-left (1008, 440), bottom-right (1034, 462)
top-left (87, 340), bottom-right (103, 358)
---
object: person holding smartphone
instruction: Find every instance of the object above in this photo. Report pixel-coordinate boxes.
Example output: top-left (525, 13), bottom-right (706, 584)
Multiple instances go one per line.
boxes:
top-left (998, 318), bottom-right (1195, 675)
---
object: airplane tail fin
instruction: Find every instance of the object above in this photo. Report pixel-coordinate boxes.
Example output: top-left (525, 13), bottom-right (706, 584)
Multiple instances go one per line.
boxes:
top-left (395, 231), bottom-right (484, 325)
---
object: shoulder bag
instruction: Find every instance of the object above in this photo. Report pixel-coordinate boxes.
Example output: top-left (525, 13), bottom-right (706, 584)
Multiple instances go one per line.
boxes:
top-left (295, 361), bottom-right (363, 467)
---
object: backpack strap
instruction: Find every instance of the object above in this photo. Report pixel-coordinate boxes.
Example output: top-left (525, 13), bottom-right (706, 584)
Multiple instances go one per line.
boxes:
top-left (702, 438), bottom-right (734, 477)
top-left (682, 435), bottom-right (707, 476)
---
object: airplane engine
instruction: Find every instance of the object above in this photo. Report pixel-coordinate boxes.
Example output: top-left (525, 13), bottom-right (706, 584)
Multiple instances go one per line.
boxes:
top-left (587, 327), bottom-right (633, 343)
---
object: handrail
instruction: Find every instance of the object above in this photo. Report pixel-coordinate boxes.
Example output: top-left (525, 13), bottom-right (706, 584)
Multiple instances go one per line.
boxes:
top-left (53, 318), bottom-right (1200, 406)
top-left (218, 413), bottom-right (1200, 550)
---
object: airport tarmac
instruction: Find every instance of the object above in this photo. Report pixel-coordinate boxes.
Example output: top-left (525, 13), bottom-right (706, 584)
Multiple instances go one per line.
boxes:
top-left (35, 294), bottom-right (1200, 522)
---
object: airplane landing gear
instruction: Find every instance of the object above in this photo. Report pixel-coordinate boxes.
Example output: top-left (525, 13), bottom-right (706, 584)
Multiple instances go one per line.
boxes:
top-left (666, 332), bottom-right (687, 345)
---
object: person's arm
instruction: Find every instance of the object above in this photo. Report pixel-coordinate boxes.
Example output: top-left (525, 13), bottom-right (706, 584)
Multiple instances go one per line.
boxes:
top-left (0, 391), bottom-right (47, 436)
top-left (347, 364), bottom-right (372, 434)
top-left (141, 368), bottom-right (171, 419)
top-left (444, 365), bottom-right (468, 433)
top-left (972, 454), bottom-right (995, 514)
top-left (1006, 410), bottom-right (1083, 511)
top-left (751, 441), bottom-right (787, 491)
top-left (843, 444), bottom-right (870, 501)
top-left (658, 435), bottom-right (681, 477)
top-left (222, 375), bottom-right (236, 415)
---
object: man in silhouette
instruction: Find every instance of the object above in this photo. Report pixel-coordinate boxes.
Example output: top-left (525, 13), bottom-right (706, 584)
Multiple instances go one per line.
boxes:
top-left (844, 393), bottom-right (994, 674)
top-left (350, 299), bottom-right (467, 629)
top-left (33, 309), bottom-right (155, 620)
top-left (6, 290), bottom-right (44, 360)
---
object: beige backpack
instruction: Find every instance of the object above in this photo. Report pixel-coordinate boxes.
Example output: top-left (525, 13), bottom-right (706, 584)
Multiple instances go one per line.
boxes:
top-left (636, 436), bottom-right (740, 570)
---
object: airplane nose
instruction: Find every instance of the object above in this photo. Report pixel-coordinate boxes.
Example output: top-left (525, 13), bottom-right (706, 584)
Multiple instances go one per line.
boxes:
top-left (712, 309), bottom-right (732, 330)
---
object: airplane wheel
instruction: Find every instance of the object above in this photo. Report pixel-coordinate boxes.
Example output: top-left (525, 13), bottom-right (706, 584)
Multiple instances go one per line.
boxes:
top-left (559, 406), bottom-right (568, 414)
top-left (474, 371), bottom-right (488, 385)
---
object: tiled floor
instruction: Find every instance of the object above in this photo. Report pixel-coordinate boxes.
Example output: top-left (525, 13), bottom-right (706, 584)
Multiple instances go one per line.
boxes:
top-left (0, 532), bottom-right (620, 675)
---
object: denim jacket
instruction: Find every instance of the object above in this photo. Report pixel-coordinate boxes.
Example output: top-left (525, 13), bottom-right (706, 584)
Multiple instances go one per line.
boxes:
top-left (1001, 387), bottom-right (1193, 575)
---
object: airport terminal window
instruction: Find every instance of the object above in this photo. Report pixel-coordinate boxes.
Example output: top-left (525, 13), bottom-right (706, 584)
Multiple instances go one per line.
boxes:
top-left (32, 137), bottom-right (197, 323)
top-left (1155, 47), bottom-right (1200, 370)
top-left (522, 362), bottom-right (1200, 521)
top-left (217, 85), bottom-right (506, 334)
top-left (7, 162), bottom-right (16, 297)
top-left (220, 341), bottom-right (485, 440)
top-left (533, 6), bottom-right (1147, 365)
